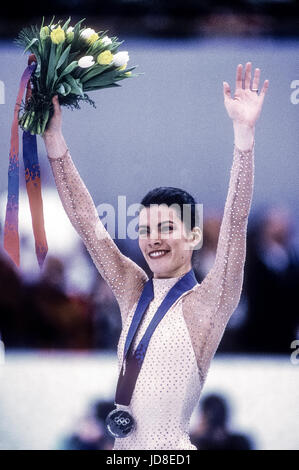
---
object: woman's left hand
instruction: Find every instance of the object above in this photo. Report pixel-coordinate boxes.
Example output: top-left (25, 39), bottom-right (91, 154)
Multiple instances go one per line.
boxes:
top-left (223, 62), bottom-right (269, 128)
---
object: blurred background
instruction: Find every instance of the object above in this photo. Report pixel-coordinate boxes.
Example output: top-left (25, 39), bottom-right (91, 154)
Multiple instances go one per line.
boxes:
top-left (0, 0), bottom-right (298, 450)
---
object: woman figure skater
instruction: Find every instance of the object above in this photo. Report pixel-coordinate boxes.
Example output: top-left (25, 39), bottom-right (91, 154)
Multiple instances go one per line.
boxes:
top-left (43, 62), bottom-right (268, 450)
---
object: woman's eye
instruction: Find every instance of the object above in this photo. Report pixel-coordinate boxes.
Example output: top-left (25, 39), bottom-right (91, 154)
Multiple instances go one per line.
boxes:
top-left (138, 225), bottom-right (174, 236)
top-left (161, 225), bottom-right (173, 232)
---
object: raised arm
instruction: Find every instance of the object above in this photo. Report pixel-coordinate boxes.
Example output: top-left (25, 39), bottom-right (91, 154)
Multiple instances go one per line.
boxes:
top-left (202, 63), bottom-right (269, 316)
top-left (182, 63), bottom-right (269, 381)
top-left (43, 97), bottom-right (148, 324)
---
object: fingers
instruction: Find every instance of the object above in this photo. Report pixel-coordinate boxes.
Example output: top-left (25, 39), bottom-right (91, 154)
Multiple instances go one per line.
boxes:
top-left (235, 64), bottom-right (243, 90)
top-left (244, 62), bottom-right (252, 89)
top-left (52, 95), bottom-right (61, 115)
top-left (223, 81), bottom-right (231, 101)
top-left (260, 79), bottom-right (269, 99)
top-left (235, 63), bottom-right (268, 95)
top-left (252, 67), bottom-right (261, 91)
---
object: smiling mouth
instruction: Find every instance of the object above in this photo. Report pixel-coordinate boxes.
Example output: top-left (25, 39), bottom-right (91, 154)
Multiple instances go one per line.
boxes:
top-left (148, 250), bottom-right (170, 259)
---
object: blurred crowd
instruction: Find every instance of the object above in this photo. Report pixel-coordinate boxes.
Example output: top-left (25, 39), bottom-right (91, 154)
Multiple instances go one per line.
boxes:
top-left (0, 204), bottom-right (298, 355)
top-left (1, 1), bottom-right (299, 38)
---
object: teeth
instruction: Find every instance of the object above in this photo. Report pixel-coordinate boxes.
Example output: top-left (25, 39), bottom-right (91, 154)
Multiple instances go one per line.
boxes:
top-left (149, 250), bottom-right (168, 258)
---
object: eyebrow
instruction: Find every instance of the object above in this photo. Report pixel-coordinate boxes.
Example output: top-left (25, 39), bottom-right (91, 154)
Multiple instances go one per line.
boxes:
top-left (138, 220), bottom-right (175, 229)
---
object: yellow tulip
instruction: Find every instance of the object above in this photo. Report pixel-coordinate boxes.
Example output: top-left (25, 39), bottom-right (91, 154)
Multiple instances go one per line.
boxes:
top-left (88, 33), bottom-right (99, 45)
top-left (97, 50), bottom-right (113, 66)
top-left (50, 26), bottom-right (65, 45)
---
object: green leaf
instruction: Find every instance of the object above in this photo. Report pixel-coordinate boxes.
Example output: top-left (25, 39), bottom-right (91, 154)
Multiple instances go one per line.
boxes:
top-left (80, 64), bottom-right (110, 83)
top-left (117, 66), bottom-right (136, 75)
top-left (64, 75), bottom-right (84, 96)
top-left (64, 82), bottom-right (72, 95)
top-left (39, 38), bottom-right (51, 87)
top-left (35, 60), bottom-right (41, 78)
top-left (57, 83), bottom-right (65, 95)
top-left (73, 18), bottom-right (86, 37)
top-left (56, 81), bottom-right (72, 96)
top-left (48, 16), bottom-right (56, 28)
top-left (84, 83), bottom-right (121, 91)
top-left (56, 42), bottom-right (63, 58)
top-left (23, 37), bottom-right (38, 54)
top-left (58, 60), bottom-right (78, 80)
top-left (56, 44), bottom-right (71, 69)
top-left (62, 17), bottom-right (71, 32)
top-left (46, 42), bottom-right (57, 88)
top-left (82, 69), bottom-right (119, 89)
top-left (45, 42), bottom-right (65, 89)
top-left (97, 30), bottom-right (109, 38)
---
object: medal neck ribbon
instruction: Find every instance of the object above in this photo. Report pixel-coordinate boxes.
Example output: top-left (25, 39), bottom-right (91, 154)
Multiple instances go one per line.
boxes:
top-left (115, 268), bottom-right (198, 406)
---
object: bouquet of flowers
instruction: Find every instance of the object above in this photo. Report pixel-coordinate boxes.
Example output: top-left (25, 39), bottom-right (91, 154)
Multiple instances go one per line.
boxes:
top-left (16, 17), bottom-right (138, 135)
top-left (3, 17), bottom-right (140, 271)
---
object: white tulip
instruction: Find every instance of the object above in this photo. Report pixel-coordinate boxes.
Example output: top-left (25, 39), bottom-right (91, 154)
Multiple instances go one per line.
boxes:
top-left (80, 28), bottom-right (96, 40)
top-left (112, 51), bottom-right (129, 67)
top-left (101, 35), bottom-right (112, 46)
top-left (78, 56), bottom-right (95, 68)
top-left (66, 26), bottom-right (74, 33)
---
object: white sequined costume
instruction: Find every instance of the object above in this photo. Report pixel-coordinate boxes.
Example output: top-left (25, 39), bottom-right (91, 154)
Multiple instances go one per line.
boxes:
top-left (48, 144), bottom-right (254, 450)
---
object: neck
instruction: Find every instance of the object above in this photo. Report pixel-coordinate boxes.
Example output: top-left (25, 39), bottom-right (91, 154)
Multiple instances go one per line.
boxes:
top-left (153, 265), bottom-right (192, 279)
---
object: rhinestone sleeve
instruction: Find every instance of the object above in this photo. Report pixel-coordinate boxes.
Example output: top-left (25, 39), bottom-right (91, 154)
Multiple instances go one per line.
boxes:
top-left (48, 150), bottom-right (148, 324)
top-left (182, 144), bottom-right (254, 383)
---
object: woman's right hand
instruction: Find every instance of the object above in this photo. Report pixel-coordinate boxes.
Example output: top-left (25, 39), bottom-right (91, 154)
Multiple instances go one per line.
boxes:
top-left (43, 95), bottom-right (68, 159)
top-left (43, 95), bottom-right (62, 139)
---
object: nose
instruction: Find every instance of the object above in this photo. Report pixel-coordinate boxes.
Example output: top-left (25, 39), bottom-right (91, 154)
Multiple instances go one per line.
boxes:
top-left (149, 239), bottom-right (162, 247)
top-left (147, 240), bottom-right (162, 254)
top-left (148, 229), bottom-right (162, 247)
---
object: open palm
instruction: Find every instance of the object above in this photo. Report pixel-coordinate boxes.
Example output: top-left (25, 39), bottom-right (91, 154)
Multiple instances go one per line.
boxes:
top-left (223, 62), bottom-right (269, 128)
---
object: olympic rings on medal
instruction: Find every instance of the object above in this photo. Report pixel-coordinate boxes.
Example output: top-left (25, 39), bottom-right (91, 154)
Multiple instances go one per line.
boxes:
top-left (105, 408), bottom-right (135, 438)
top-left (114, 416), bottom-right (131, 426)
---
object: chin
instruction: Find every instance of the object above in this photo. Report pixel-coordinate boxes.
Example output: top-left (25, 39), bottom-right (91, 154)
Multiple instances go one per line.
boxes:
top-left (148, 262), bottom-right (169, 275)
top-left (151, 263), bottom-right (177, 278)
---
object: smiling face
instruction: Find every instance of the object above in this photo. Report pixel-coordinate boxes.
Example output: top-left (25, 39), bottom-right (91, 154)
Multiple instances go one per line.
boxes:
top-left (138, 204), bottom-right (202, 279)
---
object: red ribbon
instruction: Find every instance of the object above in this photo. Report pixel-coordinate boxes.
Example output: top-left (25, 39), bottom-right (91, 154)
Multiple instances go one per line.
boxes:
top-left (3, 54), bottom-right (48, 269)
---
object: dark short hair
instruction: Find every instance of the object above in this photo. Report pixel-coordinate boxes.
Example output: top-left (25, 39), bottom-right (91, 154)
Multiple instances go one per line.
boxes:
top-left (140, 186), bottom-right (198, 231)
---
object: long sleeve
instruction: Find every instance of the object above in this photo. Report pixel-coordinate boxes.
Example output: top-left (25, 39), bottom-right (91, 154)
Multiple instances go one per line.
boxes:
top-left (182, 144), bottom-right (254, 382)
top-left (48, 150), bottom-right (148, 324)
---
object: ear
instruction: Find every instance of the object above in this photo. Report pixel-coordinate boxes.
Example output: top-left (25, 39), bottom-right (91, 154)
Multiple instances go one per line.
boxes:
top-left (190, 226), bottom-right (202, 250)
